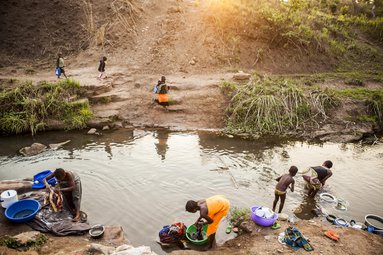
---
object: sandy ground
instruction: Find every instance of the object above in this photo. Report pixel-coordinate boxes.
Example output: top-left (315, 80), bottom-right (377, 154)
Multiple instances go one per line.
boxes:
top-left (1, 0), bottom-right (383, 254)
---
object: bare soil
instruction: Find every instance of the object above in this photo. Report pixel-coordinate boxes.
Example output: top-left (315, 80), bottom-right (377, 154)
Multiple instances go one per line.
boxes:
top-left (0, 0), bottom-right (383, 254)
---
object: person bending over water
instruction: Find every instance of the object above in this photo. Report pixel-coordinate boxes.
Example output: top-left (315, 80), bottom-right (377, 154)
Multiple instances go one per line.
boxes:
top-left (43, 168), bottom-right (82, 221)
top-left (273, 166), bottom-right (298, 213)
top-left (185, 195), bottom-right (230, 250)
top-left (301, 160), bottom-right (333, 197)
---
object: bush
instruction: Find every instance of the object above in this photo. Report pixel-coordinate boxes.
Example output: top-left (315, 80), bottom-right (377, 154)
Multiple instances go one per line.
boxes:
top-left (0, 79), bottom-right (92, 135)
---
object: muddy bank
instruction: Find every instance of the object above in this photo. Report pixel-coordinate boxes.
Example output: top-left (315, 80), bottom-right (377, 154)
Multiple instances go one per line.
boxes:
top-left (1, 216), bottom-right (382, 255)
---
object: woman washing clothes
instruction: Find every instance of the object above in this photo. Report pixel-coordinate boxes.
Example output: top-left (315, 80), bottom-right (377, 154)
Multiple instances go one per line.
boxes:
top-left (43, 168), bottom-right (82, 222)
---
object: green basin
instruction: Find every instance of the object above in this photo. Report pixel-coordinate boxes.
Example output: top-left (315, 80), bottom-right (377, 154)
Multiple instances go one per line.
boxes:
top-left (186, 224), bottom-right (209, 245)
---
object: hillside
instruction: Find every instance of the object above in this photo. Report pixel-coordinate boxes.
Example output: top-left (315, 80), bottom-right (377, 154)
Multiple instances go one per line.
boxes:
top-left (1, 0), bottom-right (382, 74)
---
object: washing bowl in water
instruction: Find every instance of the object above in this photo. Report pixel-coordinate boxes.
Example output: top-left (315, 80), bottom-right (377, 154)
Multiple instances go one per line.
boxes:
top-left (250, 205), bottom-right (278, 227)
top-left (5, 199), bottom-right (40, 223)
top-left (186, 224), bottom-right (208, 245)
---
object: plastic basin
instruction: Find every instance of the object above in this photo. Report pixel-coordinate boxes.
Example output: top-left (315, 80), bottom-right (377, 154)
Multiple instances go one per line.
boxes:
top-left (186, 224), bottom-right (209, 245)
top-left (89, 224), bottom-right (105, 238)
top-left (365, 214), bottom-right (383, 230)
top-left (5, 199), bottom-right (41, 223)
top-left (250, 205), bottom-right (278, 227)
top-left (32, 170), bottom-right (57, 189)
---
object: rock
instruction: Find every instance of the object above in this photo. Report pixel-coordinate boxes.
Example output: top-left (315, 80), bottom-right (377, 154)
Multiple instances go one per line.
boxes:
top-left (102, 225), bottom-right (126, 245)
top-left (264, 235), bottom-right (271, 241)
top-left (227, 134), bottom-right (234, 138)
top-left (87, 128), bottom-right (97, 135)
top-left (233, 227), bottom-right (239, 233)
top-left (278, 213), bottom-right (288, 221)
top-left (19, 143), bottom-right (47, 156)
top-left (277, 249), bottom-right (284, 253)
top-left (89, 243), bottom-right (115, 255)
top-left (113, 122), bottom-right (124, 129)
top-left (233, 71), bottom-right (251, 80)
top-left (102, 125), bottom-right (110, 131)
top-left (240, 221), bottom-right (253, 233)
top-left (189, 59), bottom-right (196, 65)
top-left (49, 140), bottom-right (71, 150)
top-left (13, 231), bottom-right (42, 244)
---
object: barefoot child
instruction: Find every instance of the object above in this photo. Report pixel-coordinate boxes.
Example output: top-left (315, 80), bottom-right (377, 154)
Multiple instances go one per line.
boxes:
top-left (272, 166), bottom-right (298, 213)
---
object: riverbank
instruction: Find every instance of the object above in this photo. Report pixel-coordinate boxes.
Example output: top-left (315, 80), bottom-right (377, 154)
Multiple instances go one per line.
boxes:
top-left (1, 214), bottom-right (382, 255)
top-left (1, 71), bottom-right (382, 143)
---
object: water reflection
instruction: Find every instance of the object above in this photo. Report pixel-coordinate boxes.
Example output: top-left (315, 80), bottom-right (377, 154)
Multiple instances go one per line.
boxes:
top-left (154, 130), bottom-right (170, 160)
top-left (0, 129), bottom-right (382, 255)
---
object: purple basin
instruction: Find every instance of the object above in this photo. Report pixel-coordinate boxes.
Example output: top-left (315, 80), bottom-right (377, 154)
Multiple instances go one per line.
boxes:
top-left (250, 205), bottom-right (278, 227)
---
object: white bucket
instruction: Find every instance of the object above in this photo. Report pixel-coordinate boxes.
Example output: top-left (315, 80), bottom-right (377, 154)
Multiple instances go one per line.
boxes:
top-left (0, 190), bottom-right (18, 208)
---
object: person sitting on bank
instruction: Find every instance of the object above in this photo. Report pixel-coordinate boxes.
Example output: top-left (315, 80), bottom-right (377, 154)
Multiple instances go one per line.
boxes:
top-left (272, 165), bottom-right (298, 213)
top-left (43, 168), bottom-right (82, 221)
top-left (185, 195), bottom-right (230, 250)
top-left (154, 76), bottom-right (170, 110)
top-left (301, 160), bottom-right (333, 197)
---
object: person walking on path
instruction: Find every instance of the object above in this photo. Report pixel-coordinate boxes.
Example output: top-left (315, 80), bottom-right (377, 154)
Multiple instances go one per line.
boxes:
top-left (43, 168), bottom-right (82, 222)
top-left (185, 195), bottom-right (230, 250)
top-left (98, 56), bottom-right (107, 79)
top-left (56, 53), bottom-right (67, 79)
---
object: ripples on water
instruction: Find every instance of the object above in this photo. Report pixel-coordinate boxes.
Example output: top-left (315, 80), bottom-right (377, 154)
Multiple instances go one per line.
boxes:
top-left (0, 129), bottom-right (382, 254)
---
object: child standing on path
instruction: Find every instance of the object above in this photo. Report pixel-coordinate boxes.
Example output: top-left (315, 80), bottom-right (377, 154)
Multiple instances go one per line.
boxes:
top-left (98, 56), bottom-right (107, 79)
top-left (56, 53), bottom-right (67, 79)
top-left (272, 166), bottom-right (298, 213)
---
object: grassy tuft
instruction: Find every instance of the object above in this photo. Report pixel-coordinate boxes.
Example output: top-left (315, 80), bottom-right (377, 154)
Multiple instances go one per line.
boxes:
top-left (0, 79), bottom-right (92, 135)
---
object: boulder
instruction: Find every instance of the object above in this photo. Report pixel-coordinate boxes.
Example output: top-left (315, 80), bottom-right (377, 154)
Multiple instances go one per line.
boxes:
top-left (87, 128), bottom-right (98, 135)
top-left (19, 143), bottom-right (47, 156)
top-left (233, 71), bottom-right (251, 80)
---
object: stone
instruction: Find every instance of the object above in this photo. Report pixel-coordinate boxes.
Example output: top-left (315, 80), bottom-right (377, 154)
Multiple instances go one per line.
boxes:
top-left (189, 59), bottom-right (196, 65)
top-left (13, 231), bottom-right (42, 245)
top-left (278, 213), bottom-right (288, 221)
top-left (19, 143), bottom-right (47, 156)
top-left (240, 221), bottom-right (253, 233)
top-left (233, 71), bottom-right (251, 80)
top-left (49, 140), bottom-right (71, 150)
top-left (102, 125), bottom-right (110, 131)
top-left (87, 128), bottom-right (97, 135)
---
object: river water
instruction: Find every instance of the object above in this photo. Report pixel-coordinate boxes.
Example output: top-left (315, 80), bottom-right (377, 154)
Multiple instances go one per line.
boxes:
top-left (0, 129), bottom-right (382, 253)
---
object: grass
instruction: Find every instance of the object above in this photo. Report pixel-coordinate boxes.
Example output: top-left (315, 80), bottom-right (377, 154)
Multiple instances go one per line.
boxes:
top-left (225, 76), bottom-right (338, 135)
top-left (0, 79), bottom-right (92, 135)
top-left (0, 234), bottom-right (47, 250)
top-left (203, 0), bottom-right (383, 71)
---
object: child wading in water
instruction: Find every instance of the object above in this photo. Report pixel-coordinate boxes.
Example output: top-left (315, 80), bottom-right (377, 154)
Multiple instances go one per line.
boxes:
top-left (272, 166), bottom-right (298, 213)
top-left (98, 56), bottom-right (107, 79)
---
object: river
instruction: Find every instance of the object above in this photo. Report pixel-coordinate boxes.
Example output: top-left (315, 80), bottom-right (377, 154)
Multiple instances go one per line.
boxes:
top-left (0, 129), bottom-right (382, 254)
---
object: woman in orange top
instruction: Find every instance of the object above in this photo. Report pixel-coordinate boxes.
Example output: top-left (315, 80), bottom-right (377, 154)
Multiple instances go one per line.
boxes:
top-left (185, 195), bottom-right (230, 250)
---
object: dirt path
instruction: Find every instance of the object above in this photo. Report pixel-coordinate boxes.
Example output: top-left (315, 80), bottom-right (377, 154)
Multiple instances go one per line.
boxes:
top-left (0, 0), bottom-right (234, 131)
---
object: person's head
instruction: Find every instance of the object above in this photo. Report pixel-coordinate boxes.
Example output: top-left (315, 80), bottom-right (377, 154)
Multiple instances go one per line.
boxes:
top-left (54, 168), bottom-right (66, 181)
top-left (323, 160), bottom-right (333, 169)
top-left (185, 200), bottom-right (199, 213)
top-left (102, 56), bottom-right (107, 61)
top-left (289, 166), bottom-right (298, 176)
top-left (161, 76), bottom-right (166, 83)
top-left (58, 53), bottom-right (62, 58)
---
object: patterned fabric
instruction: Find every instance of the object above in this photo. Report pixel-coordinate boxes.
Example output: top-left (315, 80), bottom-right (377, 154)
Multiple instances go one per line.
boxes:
top-left (44, 186), bottom-right (63, 212)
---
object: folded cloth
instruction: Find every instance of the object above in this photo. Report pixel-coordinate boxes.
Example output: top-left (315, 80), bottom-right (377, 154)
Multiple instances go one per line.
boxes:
top-left (284, 227), bottom-right (313, 251)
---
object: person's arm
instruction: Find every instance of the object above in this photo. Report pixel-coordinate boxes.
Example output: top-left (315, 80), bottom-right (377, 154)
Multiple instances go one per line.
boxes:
top-left (198, 207), bottom-right (213, 224)
top-left (275, 176), bottom-right (282, 182)
top-left (290, 179), bottom-right (295, 192)
top-left (320, 170), bottom-right (332, 185)
top-left (43, 173), bottom-right (55, 187)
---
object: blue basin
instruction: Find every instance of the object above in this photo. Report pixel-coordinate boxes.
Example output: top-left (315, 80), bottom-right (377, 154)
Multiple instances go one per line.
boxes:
top-left (32, 170), bottom-right (57, 189)
top-left (5, 199), bottom-right (41, 223)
